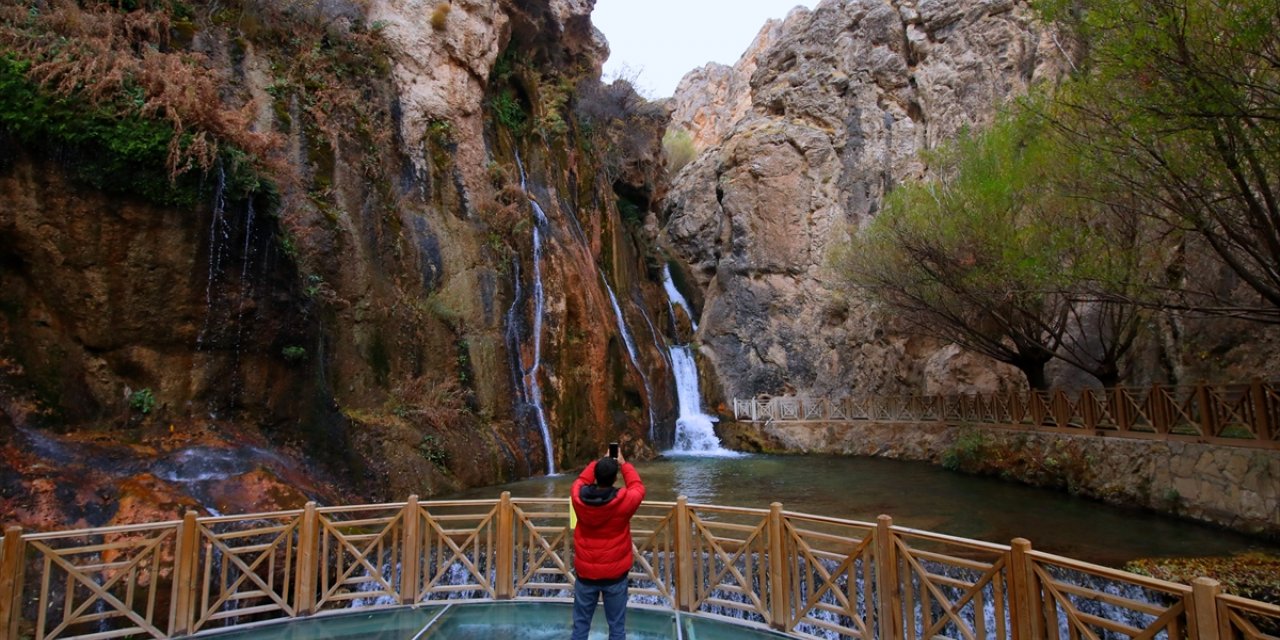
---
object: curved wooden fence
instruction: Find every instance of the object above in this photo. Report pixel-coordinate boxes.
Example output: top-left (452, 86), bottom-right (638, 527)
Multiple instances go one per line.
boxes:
top-left (1, 495), bottom-right (1278, 639)
top-left (734, 379), bottom-right (1280, 450)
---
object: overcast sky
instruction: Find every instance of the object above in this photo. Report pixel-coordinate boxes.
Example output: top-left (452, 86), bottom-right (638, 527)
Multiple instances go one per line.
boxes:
top-left (593, 0), bottom-right (821, 99)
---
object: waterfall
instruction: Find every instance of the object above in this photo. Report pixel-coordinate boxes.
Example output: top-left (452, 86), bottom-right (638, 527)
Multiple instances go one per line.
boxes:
top-left (635, 291), bottom-right (672, 369)
top-left (197, 165), bottom-right (230, 350)
top-left (513, 152), bottom-right (556, 475)
top-left (667, 346), bottom-right (737, 456)
top-left (603, 276), bottom-right (655, 439)
top-left (662, 264), bottom-right (698, 332)
top-left (660, 263), bottom-right (733, 455)
top-left (230, 198), bottom-right (257, 403)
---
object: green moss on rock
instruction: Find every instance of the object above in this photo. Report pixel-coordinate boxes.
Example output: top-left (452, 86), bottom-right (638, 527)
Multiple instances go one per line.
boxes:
top-left (0, 56), bottom-right (269, 208)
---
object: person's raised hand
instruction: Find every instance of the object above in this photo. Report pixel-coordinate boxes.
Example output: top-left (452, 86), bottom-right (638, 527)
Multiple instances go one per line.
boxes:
top-left (616, 447), bottom-right (626, 466)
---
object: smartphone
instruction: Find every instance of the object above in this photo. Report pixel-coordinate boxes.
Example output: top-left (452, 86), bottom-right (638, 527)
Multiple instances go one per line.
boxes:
top-left (608, 442), bottom-right (619, 459)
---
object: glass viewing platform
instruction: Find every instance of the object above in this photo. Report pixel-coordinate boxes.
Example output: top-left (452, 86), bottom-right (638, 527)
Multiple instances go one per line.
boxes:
top-left (1, 493), bottom-right (1277, 640)
top-left (204, 601), bottom-right (792, 639)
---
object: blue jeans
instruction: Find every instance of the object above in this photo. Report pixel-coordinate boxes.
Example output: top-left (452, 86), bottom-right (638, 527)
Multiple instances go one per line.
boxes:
top-left (571, 577), bottom-right (628, 640)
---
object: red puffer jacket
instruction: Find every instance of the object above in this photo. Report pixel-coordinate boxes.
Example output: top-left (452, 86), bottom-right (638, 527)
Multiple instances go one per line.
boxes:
top-left (571, 460), bottom-right (646, 582)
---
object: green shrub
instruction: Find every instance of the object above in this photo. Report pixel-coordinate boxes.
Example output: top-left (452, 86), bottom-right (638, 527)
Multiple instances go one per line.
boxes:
top-left (129, 388), bottom-right (156, 415)
top-left (942, 429), bottom-right (989, 471)
top-left (281, 346), bottom-right (307, 362)
top-left (490, 91), bottom-right (526, 133)
top-left (418, 434), bottom-right (449, 467)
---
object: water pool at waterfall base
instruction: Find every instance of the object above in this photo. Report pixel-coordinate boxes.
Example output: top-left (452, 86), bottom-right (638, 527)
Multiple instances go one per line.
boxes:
top-left (449, 454), bottom-right (1280, 567)
top-left (198, 602), bottom-right (792, 640)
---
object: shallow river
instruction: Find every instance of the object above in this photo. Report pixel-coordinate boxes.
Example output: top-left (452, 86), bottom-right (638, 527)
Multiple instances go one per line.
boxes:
top-left (448, 453), bottom-right (1278, 566)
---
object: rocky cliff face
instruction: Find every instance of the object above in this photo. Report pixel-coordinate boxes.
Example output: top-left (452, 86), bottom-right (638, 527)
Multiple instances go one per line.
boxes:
top-left (0, 0), bottom-right (674, 529)
top-left (661, 0), bottom-right (1067, 403)
top-left (661, 0), bottom-right (1280, 404)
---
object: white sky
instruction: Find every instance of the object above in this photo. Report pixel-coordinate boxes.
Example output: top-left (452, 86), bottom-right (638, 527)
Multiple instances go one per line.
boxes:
top-left (593, 0), bottom-right (822, 99)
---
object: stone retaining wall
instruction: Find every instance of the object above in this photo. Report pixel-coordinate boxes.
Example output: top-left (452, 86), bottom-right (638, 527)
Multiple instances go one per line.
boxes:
top-left (717, 421), bottom-right (1280, 539)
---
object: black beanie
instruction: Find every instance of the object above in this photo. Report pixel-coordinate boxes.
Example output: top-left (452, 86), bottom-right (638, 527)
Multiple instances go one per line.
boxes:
top-left (595, 457), bottom-right (619, 486)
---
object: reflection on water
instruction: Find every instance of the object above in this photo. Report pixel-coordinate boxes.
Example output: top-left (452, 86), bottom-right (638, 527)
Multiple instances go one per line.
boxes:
top-left (448, 454), bottom-right (1279, 566)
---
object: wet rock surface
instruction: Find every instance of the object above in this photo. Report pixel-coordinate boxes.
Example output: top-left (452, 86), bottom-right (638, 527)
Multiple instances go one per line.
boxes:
top-left (0, 0), bottom-right (675, 523)
top-left (0, 422), bottom-right (341, 531)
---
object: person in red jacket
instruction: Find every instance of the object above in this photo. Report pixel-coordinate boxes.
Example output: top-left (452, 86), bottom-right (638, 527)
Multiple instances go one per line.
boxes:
top-left (570, 447), bottom-right (645, 640)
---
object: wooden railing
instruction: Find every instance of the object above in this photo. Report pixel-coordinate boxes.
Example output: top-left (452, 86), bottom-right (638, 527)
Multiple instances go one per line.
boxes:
top-left (2, 496), bottom-right (1278, 639)
top-left (733, 379), bottom-right (1280, 450)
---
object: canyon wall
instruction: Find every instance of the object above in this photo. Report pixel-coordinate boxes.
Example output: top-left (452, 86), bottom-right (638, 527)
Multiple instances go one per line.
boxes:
top-left (659, 0), bottom-right (1280, 406)
top-left (660, 0), bottom-right (1069, 404)
top-left (0, 0), bottom-right (676, 529)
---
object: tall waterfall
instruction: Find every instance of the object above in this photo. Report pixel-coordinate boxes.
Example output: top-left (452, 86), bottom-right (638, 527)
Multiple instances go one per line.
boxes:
top-left (512, 153), bottom-right (556, 475)
top-left (667, 347), bottom-right (735, 455)
top-left (603, 277), bottom-right (655, 439)
top-left (660, 263), bottom-right (734, 455)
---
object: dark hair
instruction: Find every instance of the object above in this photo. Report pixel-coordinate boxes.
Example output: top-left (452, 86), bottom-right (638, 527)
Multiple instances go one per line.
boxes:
top-left (595, 457), bottom-right (619, 486)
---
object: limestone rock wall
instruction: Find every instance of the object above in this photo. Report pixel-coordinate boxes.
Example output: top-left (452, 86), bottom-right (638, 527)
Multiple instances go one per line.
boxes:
top-left (659, 0), bottom-right (1067, 404)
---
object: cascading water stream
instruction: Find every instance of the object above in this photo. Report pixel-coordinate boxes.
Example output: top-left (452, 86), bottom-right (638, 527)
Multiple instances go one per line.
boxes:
top-left (658, 265), bottom-right (733, 455)
top-left (602, 277), bottom-right (656, 439)
top-left (667, 346), bottom-right (737, 456)
top-left (514, 153), bottom-right (556, 475)
top-left (197, 165), bottom-right (230, 350)
top-left (229, 199), bottom-right (257, 403)
top-left (635, 291), bottom-right (672, 369)
top-left (662, 264), bottom-right (698, 332)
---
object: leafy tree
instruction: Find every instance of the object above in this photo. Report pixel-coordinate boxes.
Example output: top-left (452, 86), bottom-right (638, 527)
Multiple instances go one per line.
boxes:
top-left (1036, 0), bottom-right (1280, 322)
top-left (832, 109), bottom-right (1145, 388)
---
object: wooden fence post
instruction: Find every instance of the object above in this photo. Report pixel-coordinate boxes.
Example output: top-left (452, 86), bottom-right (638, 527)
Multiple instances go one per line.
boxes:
top-left (1009, 538), bottom-right (1042, 640)
top-left (1114, 387), bottom-right (1132, 433)
top-left (0, 526), bottom-right (25, 640)
top-left (767, 502), bottom-right (788, 631)
top-left (874, 516), bottom-right (902, 640)
top-left (1081, 389), bottom-right (1098, 432)
top-left (295, 502), bottom-right (319, 616)
top-left (402, 495), bottom-right (421, 605)
top-left (170, 512), bottom-right (200, 636)
top-left (1191, 577), bottom-right (1222, 640)
top-left (1251, 378), bottom-right (1272, 443)
top-left (1196, 383), bottom-right (1216, 438)
top-left (1151, 383), bottom-right (1169, 434)
top-left (496, 492), bottom-right (515, 600)
top-left (675, 497), bottom-right (694, 612)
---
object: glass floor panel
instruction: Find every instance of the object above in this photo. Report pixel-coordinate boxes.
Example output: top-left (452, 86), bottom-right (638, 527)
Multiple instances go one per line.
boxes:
top-left (194, 602), bottom-right (795, 639)
top-left (200, 607), bottom-right (443, 640)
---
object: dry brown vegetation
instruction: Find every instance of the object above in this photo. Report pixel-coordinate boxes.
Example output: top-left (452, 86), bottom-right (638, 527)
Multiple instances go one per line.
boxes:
top-left (0, 0), bottom-right (280, 179)
top-left (431, 3), bottom-right (450, 31)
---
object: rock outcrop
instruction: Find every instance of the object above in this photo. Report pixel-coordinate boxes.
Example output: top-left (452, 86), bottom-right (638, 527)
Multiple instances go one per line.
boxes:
top-left (0, 0), bottom-right (674, 526)
top-left (660, 0), bottom-right (1066, 402)
top-left (666, 16), bottom-right (784, 153)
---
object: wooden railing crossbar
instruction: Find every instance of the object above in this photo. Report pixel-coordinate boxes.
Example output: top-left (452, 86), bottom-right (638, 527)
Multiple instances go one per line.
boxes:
top-left (3, 496), bottom-right (1279, 640)
top-left (735, 379), bottom-right (1280, 450)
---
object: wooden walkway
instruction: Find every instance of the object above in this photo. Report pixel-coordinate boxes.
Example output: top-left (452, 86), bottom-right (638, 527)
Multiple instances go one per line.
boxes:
top-left (2, 495), bottom-right (1279, 640)
top-left (734, 379), bottom-right (1280, 450)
